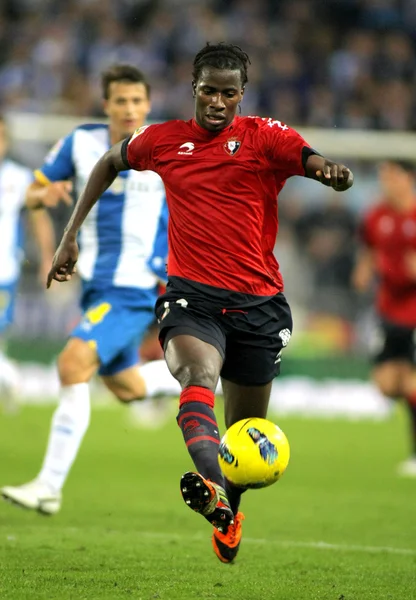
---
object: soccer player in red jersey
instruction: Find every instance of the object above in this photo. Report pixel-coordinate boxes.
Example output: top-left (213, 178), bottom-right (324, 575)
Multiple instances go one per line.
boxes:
top-left (46, 43), bottom-right (354, 562)
top-left (353, 160), bottom-right (416, 478)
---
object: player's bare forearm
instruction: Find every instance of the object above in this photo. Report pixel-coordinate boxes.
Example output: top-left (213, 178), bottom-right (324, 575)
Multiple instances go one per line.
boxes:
top-left (305, 155), bottom-right (354, 192)
top-left (64, 143), bottom-right (125, 239)
top-left (352, 247), bottom-right (374, 292)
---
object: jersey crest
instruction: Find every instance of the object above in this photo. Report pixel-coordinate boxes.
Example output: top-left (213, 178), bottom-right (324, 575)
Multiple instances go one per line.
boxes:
top-left (224, 138), bottom-right (241, 156)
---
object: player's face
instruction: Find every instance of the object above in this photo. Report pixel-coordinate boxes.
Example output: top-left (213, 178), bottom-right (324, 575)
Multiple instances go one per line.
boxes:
top-left (103, 81), bottom-right (151, 141)
top-left (0, 121), bottom-right (8, 161)
top-left (379, 162), bottom-right (415, 204)
top-left (193, 67), bottom-right (244, 133)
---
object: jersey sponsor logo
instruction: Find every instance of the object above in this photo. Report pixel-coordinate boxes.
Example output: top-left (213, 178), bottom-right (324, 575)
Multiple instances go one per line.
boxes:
top-left (178, 142), bottom-right (195, 155)
top-left (224, 138), bottom-right (241, 156)
top-left (129, 125), bottom-right (150, 144)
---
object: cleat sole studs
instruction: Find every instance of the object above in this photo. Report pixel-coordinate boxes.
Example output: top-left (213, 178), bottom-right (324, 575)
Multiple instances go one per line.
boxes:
top-left (182, 487), bottom-right (187, 493)
top-left (186, 500), bottom-right (191, 505)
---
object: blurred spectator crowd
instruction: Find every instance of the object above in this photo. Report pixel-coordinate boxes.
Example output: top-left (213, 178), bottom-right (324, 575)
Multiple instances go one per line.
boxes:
top-left (1, 0), bottom-right (412, 360)
top-left (1, 0), bottom-right (416, 129)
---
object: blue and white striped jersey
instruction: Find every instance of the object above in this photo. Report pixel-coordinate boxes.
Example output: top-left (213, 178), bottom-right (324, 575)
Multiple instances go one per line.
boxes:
top-left (0, 159), bottom-right (32, 285)
top-left (35, 124), bottom-right (168, 294)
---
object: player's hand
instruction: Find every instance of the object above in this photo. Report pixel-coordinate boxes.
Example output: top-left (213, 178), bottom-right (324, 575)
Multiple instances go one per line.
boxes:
top-left (41, 181), bottom-right (73, 207)
top-left (316, 161), bottom-right (354, 192)
top-left (46, 235), bottom-right (78, 288)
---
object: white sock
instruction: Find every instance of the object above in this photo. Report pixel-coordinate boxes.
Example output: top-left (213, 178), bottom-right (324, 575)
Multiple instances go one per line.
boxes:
top-left (37, 383), bottom-right (90, 492)
top-left (139, 359), bottom-right (181, 397)
top-left (0, 350), bottom-right (20, 393)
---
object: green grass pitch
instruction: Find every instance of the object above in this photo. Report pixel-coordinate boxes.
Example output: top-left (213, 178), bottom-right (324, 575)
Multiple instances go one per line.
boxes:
top-left (0, 401), bottom-right (415, 599)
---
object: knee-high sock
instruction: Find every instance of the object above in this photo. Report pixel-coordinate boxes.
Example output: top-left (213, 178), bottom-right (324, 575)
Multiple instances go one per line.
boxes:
top-left (224, 480), bottom-right (247, 515)
top-left (177, 386), bottom-right (225, 488)
top-left (37, 383), bottom-right (90, 492)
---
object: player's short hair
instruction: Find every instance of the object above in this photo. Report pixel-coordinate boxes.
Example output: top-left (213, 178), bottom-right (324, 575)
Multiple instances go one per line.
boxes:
top-left (384, 159), bottom-right (415, 175)
top-left (192, 42), bottom-right (250, 87)
top-left (101, 64), bottom-right (150, 99)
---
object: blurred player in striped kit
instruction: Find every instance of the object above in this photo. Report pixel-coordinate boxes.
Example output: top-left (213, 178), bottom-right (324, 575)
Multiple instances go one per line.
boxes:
top-left (0, 115), bottom-right (54, 411)
top-left (2, 65), bottom-right (180, 514)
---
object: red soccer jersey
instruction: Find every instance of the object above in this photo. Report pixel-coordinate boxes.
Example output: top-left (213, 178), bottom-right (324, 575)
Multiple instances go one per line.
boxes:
top-left (361, 201), bottom-right (416, 326)
top-left (125, 116), bottom-right (311, 296)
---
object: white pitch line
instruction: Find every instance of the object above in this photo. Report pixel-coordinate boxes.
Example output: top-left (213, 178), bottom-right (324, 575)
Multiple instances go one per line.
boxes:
top-left (137, 531), bottom-right (416, 556)
top-left (8, 529), bottom-right (415, 557)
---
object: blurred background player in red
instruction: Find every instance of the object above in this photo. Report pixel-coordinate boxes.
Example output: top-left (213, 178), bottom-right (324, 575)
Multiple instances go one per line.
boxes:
top-left (353, 160), bottom-right (416, 477)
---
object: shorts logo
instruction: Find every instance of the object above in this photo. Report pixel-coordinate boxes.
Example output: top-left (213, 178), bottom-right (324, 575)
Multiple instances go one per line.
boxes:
top-left (224, 138), bottom-right (241, 156)
top-left (159, 298), bottom-right (188, 322)
top-left (178, 142), bottom-right (194, 155)
top-left (160, 301), bottom-right (170, 321)
top-left (279, 328), bottom-right (291, 347)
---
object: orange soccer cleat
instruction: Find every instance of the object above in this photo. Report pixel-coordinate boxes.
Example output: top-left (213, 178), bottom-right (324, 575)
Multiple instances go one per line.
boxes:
top-left (212, 511), bottom-right (245, 563)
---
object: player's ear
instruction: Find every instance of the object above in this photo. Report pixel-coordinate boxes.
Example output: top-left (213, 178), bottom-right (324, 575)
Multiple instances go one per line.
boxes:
top-left (102, 99), bottom-right (110, 118)
top-left (240, 86), bottom-right (245, 98)
top-left (192, 81), bottom-right (196, 98)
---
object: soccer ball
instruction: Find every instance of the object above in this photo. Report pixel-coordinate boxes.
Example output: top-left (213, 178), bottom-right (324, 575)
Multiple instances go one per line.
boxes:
top-left (218, 418), bottom-right (290, 489)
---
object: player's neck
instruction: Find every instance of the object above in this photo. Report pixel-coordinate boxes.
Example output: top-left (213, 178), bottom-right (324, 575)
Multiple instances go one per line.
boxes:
top-left (109, 129), bottom-right (124, 146)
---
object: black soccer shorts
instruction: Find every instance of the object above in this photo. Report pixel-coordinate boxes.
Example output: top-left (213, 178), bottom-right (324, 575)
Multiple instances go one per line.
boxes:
top-left (372, 318), bottom-right (416, 365)
top-left (155, 277), bottom-right (293, 386)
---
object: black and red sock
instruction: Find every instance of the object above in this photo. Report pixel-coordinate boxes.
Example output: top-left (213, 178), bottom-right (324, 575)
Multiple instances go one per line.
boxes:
top-left (177, 386), bottom-right (225, 487)
top-left (224, 480), bottom-right (246, 515)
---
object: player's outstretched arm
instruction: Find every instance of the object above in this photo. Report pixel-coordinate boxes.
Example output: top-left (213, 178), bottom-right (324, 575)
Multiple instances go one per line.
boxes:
top-left (352, 247), bottom-right (375, 293)
top-left (305, 155), bottom-right (354, 192)
top-left (46, 141), bottom-right (126, 288)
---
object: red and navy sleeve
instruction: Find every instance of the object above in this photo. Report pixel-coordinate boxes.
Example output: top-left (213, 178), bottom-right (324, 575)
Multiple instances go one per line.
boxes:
top-left (258, 117), bottom-right (319, 177)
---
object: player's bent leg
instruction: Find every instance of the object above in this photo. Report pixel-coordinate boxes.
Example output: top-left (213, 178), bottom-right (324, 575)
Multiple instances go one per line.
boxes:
top-left (102, 365), bottom-right (173, 430)
top-left (2, 339), bottom-right (97, 514)
top-left (58, 337), bottom-right (100, 386)
top-left (221, 379), bottom-right (272, 429)
top-left (102, 365), bottom-right (147, 402)
top-left (165, 334), bottom-right (234, 531)
top-left (102, 360), bottom-right (181, 403)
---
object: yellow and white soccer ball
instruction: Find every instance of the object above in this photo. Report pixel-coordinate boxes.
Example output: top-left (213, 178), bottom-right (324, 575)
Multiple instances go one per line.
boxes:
top-left (218, 418), bottom-right (290, 489)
